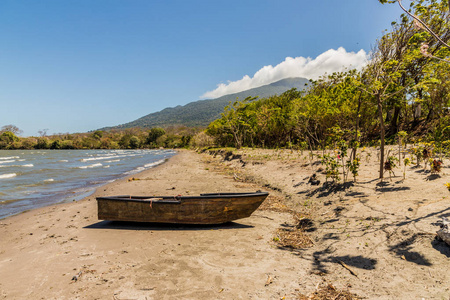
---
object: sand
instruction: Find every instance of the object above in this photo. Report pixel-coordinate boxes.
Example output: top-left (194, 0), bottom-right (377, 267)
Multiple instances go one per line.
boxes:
top-left (0, 148), bottom-right (449, 299)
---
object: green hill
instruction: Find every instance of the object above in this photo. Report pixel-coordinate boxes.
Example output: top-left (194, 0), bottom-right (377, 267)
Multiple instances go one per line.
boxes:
top-left (101, 77), bottom-right (309, 130)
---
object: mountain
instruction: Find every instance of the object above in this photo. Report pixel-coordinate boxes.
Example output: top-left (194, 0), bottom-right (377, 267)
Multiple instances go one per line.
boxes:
top-left (101, 77), bottom-right (310, 130)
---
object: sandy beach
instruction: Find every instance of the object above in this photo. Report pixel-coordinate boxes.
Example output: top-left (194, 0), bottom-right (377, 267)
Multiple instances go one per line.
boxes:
top-left (0, 148), bottom-right (449, 299)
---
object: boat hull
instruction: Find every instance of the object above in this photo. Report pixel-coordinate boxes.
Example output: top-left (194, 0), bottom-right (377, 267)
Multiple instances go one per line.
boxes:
top-left (97, 191), bottom-right (269, 224)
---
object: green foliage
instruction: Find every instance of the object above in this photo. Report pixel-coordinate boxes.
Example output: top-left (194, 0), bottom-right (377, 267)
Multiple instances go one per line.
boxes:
top-left (321, 154), bottom-right (340, 182)
top-left (147, 128), bottom-right (166, 145)
top-left (35, 138), bottom-right (49, 149)
top-left (92, 130), bottom-right (103, 140)
top-left (129, 136), bottom-right (141, 149)
top-left (347, 157), bottom-right (361, 182)
top-left (0, 131), bottom-right (19, 149)
top-left (431, 159), bottom-right (443, 174)
top-left (384, 155), bottom-right (399, 180)
top-left (403, 157), bottom-right (411, 179)
top-left (385, 156), bottom-right (399, 170)
top-left (50, 140), bottom-right (62, 150)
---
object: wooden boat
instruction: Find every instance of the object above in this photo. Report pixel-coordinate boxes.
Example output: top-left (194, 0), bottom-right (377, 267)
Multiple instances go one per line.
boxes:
top-left (96, 191), bottom-right (269, 224)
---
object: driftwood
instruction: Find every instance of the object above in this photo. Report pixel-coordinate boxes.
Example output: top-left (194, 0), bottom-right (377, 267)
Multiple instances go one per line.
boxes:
top-left (338, 260), bottom-right (358, 277)
top-left (436, 217), bottom-right (450, 246)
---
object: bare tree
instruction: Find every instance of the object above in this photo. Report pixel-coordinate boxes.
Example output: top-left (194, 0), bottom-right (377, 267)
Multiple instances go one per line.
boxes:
top-left (1, 125), bottom-right (23, 136)
top-left (38, 129), bottom-right (49, 137)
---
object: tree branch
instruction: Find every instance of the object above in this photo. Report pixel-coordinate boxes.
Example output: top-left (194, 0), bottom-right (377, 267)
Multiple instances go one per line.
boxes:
top-left (397, 0), bottom-right (450, 49)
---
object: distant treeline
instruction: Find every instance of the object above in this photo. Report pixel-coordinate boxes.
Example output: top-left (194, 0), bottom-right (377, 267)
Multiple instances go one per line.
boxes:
top-left (0, 126), bottom-right (202, 150)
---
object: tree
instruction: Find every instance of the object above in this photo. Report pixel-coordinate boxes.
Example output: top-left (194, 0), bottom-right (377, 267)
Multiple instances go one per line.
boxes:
top-left (92, 130), bottom-right (103, 140)
top-left (1, 125), bottom-right (22, 136)
top-left (380, 0), bottom-right (450, 62)
top-left (38, 129), bottom-right (49, 137)
top-left (129, 136), bottom-right (141, 149)
top-left (146, 128), bottom-right (166, 145)
top-left (219, 98), bottom-right (255, 149)
top-left (50, 140), bottom-right (62, 149)
top-left (361, 0), bottom-right (449, 178)
top-left (0, 131), bottom-right (20, 149)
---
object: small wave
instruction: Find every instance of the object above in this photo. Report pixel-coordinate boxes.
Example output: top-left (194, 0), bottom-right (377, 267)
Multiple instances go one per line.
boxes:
top-left (144, 159), bottom-right (166, 168)
top-left (123, 159), bottom-right (166, 175)
top-left (0, 160), bottom-right (16, 164)
top-left (0, 163), bottom-right (33, 168)
top-left (0, 173), bottom-right (16, 179)
top-left (79, 163), bottom-right (103, 169)
top-left (44, 179), bottom-right (54, 182)
top-left (0, 156), bottom-right (19, 160)
top-left (103, 165), bottom-right (110, 168)
top-left (81, 155), bottom-right (124, 162)
top-left (59, 160), bottom-right (69, 163)
top-left (105, 159), bottom-right (120, 163)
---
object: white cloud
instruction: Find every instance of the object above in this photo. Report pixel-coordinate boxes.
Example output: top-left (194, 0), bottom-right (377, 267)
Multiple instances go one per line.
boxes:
top-left (201, 47), bottom-right (369, 99)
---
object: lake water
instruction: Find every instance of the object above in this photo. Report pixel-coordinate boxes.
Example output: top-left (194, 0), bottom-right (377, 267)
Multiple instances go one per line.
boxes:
top-left (0, 149), bottom-right (176, 219)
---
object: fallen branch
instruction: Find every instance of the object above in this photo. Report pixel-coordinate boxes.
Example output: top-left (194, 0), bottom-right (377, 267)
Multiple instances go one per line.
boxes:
top-left (338, 261), bottom-right (358, 277)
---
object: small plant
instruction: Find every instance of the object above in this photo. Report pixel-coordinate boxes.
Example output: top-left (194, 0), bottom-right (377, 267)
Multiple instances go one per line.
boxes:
top-left (411, 144), bottom-right (424, 166)
top-left (397, 131), bottom-right (408, 161)
top-left (338, 140), bottom-right (349, 182)
top-left (403, 157), bottom-right (411, 179)
top-left (346, 157), bottom-right (360, 182)
top-left (423, 146), bottom-right (432, 169)
top-left (431, 159), bottom-right (443, 174)
top-left (445, 182), bottom-right (450, 191)
top-left (384, 155), bottom-right (398, 180)
top-left (321, 154), bottom-right (340, 182)
top-left (365, 151), bottom-right (372, 163)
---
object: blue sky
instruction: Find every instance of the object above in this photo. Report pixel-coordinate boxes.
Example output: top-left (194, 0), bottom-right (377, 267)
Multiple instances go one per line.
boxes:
top-left (0, 0), bottom-right (406, 136)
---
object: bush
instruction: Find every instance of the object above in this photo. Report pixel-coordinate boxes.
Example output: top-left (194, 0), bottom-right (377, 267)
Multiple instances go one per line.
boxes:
top-left (191, 132), bottom-right (215, 148)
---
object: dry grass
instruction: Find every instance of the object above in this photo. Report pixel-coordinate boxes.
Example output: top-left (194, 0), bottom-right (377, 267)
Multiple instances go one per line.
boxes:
top-left (274, 227), bottom-right (314, 249)
top-left (258, 194), bottom-right (291, 212)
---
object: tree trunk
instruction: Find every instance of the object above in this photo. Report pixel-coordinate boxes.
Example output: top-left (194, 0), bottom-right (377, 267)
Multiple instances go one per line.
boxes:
top-left (352, 92), bottom-right (362, 161)
top-left (385, 109), bottom-right (392, 123)
top-left (389, 106), bottom-right (401, 135)
top-left (377, 94), bottom-right (385, 179)
top-left (426, 105), bottom-right (435, 122)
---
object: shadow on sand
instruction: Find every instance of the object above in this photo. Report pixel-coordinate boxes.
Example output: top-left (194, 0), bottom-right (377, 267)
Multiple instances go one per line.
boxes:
top-left (84, 220), bottom-right (254, 231)
top-left (431, 238), bottom-right (450, 258)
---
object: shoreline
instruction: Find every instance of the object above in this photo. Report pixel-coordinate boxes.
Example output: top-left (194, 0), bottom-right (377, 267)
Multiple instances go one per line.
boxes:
top-left (0, 149), bottom-right (176, 220)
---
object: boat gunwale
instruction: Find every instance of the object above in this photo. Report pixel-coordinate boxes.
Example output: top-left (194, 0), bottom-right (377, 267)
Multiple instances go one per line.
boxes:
top-left (96, 191), bottom-right (268, 204)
